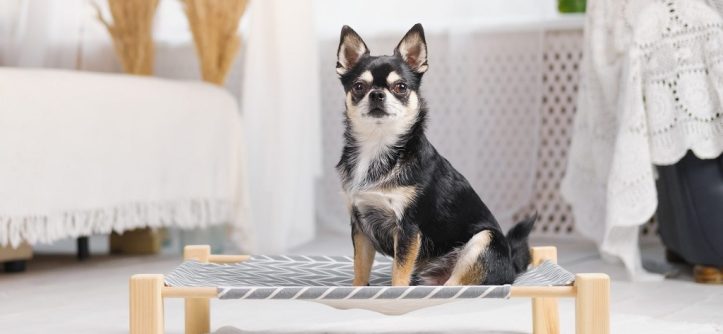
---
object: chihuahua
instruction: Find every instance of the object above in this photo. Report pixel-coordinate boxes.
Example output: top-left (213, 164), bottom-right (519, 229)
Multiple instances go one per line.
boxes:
top-left (336, 23), bottom-right (535, 286)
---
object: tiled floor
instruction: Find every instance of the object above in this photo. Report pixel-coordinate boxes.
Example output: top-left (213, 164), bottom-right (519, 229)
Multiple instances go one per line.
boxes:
top-left (0, 232), bottom-right (721, 333)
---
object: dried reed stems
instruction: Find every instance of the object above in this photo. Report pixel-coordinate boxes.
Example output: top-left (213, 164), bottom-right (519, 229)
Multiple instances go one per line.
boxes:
top-left (95, 0), bottom-right (159, 75)
top-left (183, 0), bottom-right (248, 85)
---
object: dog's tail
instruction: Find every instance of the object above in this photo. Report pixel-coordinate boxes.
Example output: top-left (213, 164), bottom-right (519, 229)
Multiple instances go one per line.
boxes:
top-left (506, 214), bottom-right (537, 274)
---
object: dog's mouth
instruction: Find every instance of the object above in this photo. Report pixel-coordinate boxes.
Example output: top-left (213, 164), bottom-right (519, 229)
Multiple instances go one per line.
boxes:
top-left (366, 108), bottom-right (389, 118)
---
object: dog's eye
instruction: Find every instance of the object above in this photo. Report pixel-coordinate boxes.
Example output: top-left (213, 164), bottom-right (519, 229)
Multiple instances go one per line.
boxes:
top-left (352, 82), bottom-right (365, 93)
top-left (392, 82), bottom-right (408, 95)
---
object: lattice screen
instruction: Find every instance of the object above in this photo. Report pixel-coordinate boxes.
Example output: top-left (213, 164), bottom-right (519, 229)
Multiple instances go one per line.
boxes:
top-left (512, 29), bottom-right (658, 239)
top-left (511, 30), bottom-right (581, 238)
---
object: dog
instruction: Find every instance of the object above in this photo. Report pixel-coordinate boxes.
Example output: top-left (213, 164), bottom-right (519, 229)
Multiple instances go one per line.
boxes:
top-left (335, 23), bottom-right (536, 286)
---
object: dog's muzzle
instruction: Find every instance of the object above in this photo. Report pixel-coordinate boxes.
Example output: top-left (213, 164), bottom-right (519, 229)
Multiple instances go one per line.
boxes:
top-left (367, 89), bottom-right (388, 118)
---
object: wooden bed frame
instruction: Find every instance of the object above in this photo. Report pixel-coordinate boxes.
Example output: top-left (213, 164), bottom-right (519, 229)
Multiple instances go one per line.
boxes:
top-left (130, 245), bottom-right (610, 334)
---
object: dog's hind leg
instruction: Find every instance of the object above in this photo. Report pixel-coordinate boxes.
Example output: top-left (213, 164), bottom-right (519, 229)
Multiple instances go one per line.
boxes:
top-left (444, 230), bottom-right (492, 286)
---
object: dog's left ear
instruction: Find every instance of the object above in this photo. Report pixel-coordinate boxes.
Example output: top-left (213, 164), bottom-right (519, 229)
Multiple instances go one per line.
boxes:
top-left (394, 23), bottom-right (428, 74)
top-left (337, 25), bottom-right (369, 76)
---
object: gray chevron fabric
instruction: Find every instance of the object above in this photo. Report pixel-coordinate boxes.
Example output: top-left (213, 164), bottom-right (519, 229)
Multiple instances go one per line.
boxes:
top-left (514, 260), bottom-right (575, 286)
top-left (164, 255), bottom-right (574, 301)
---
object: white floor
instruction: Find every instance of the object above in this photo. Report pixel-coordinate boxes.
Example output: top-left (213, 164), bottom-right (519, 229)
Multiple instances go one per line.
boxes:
top-left (1, 233), bottom-right (721, 334)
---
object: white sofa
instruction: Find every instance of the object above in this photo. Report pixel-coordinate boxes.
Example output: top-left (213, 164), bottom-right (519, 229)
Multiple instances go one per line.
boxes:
top-left (0, 68), bottom-right (248, 250)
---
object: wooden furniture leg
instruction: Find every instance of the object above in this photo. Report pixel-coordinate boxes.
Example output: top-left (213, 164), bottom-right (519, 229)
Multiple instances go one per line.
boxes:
top-left (77, 236), bottom-right (90, 261)
top-left (111, 228), bottom-right (164, 255)
top-left (693, 265), bottom-right (723, 284)
top-left (1, 242), bottom-right (33, 273)
top-left (531, 246), bottom-right (560, 334)
top-left (184, 245), bottom-right (211, 334)
top-left (575, 273), bottom-right (610, 334)
top-left (130, 274), bottom-right (164, 334)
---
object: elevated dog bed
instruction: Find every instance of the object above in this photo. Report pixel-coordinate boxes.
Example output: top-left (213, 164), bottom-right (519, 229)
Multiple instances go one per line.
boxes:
top-left (130, 245), bottom-right (610, 334)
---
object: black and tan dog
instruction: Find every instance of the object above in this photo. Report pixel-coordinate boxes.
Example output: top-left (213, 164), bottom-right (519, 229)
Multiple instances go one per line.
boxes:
top-left (335, 24), bottom-right (535, 286)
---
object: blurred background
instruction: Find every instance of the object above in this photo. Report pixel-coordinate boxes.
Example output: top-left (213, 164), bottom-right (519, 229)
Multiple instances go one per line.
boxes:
top-left (1, 0), bottom-right (723, 332)
top-left (1, 0), bottom-right (579, 257)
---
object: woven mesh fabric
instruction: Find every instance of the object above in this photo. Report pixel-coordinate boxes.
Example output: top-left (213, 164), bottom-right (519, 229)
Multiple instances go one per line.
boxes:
top-left (164, 256), bottom-right (574, 300)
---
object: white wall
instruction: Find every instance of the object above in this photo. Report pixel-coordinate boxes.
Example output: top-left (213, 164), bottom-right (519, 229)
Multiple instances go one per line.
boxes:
top-left (314, 0), bottom-right (558, 39)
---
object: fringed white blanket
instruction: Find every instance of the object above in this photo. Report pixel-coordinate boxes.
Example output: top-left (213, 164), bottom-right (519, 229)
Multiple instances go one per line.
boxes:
top-left (562, 0), bottom-right (723, 280)
top-left (0, 68), bottom-right (249, 247)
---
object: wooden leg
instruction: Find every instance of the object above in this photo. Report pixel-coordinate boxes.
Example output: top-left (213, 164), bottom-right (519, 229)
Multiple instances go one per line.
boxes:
top-left (575, 273), bottom-right (610, 334)
top-left (184, 245), bottom-right (211, 334)
top-left (1, 242), bottom-right (33, 262)
top-left (130, 274), bottom-right (164, 334)
top-left (693, 265), bottom-right (723, 284)
top-left (531, 247), bottom-right (559, 334)
top-left (185, 298), bottom-right (210, 334)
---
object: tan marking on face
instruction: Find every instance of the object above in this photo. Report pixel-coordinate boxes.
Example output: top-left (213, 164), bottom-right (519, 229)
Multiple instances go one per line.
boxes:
top-left (359, 70), bottom-right (372, 83)
top-left (386, 71), bottom-right (401, 85)
top-left (408, 91), bottom-right (419, 109)
top-left (353, 231), bottom-right (376, 286)
top-left (345, 92), bottom-right (354, 115)
top-left (392, 231), bottom-right (421, 286)
top-left (445, 230), bottom-right (492, 285)
top-left (345, 91), bottom-right (366, 121)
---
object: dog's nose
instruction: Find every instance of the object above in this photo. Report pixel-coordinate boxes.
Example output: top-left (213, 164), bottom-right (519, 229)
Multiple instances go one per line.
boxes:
top-left (369, 90), bottom-right (385, 102)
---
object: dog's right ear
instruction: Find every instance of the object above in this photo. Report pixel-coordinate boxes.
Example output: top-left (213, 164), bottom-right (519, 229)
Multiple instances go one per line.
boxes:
top-left (336, 25), bottom-right (369, 76)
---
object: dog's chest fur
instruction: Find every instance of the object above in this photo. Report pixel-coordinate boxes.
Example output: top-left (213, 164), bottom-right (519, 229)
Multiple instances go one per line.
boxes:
top-left (340, 146), bottom-right (416, 254)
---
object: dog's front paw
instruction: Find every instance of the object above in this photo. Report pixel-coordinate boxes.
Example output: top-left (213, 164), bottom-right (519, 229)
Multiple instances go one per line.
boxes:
top-left (391, 278), bottom-right (411, 286)
top-left (352, 279), bottom-right (370, 286)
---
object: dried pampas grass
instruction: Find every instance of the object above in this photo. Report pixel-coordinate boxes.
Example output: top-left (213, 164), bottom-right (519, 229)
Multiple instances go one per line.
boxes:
top-left (183, 0), bottom-right (248, 85)
top-left (95, 0), bottom-right (159, 75)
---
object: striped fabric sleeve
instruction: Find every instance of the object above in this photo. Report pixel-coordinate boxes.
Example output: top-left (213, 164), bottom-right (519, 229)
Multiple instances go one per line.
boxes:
top-left (164, 256), bottom-right (574, 300)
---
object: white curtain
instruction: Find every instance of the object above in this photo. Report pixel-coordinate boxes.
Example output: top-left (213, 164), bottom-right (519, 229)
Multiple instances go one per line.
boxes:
top-left (1, 0), bottom-right (88, 68)
top-left (239, 0), bottom-right (322, 253)
top-left (562, 0), bottom-right (723, 280)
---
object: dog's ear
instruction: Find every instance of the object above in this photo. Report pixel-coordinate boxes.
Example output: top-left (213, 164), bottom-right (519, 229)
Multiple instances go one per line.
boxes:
top-left (394, 23), bottom-right (428, 74)
top-left (337, 25), bottom-right (369, 76)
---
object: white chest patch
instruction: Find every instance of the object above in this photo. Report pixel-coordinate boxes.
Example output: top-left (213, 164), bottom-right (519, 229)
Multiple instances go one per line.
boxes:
top-left (346, 186), bottom-right (417, 251)
top-left (350, 186), bottom-right (417, 221)
top-left (351, 136), bottom-right (392, 186)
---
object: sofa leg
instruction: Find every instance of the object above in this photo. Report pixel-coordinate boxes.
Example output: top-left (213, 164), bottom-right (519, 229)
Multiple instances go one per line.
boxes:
top-left (575, 273), bottom-right (610, 334)
top-left (1, 242), bottom-right (33, 273)
top-left (77, 236), bottom-right (90, 261)
top-left (184, 245), bottom-right (211, 334)
top-left (130, 274), bottom-right (165, 334)
top-left (3, 260), bottom-right (27, 273)
top-left (531, 247), bottom-right (560, 334)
